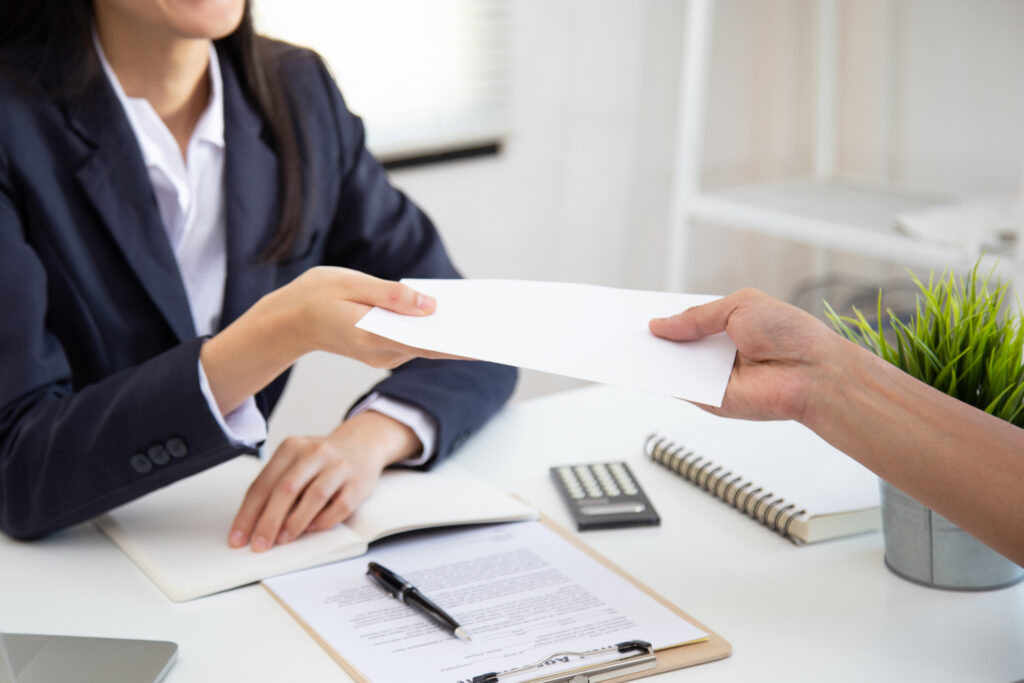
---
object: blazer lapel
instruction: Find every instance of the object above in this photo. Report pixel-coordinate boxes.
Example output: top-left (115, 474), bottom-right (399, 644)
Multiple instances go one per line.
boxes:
top-left (218, 49), bottom-right (280, 329)
top-left (67, 76), bottom-right (197, 343)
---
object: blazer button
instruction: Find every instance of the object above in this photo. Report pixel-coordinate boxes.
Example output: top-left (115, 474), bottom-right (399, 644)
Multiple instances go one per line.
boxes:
top-left (147, 445), bottom-right (170, 466)
top-left (130, 453), bottom-right (153, 474)
top-left (166, 437), bottom-right (188, 459)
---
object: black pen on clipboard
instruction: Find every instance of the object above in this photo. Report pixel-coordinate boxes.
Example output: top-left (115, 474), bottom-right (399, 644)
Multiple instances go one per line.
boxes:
top-left (366, 562), bottom-right (471, 641)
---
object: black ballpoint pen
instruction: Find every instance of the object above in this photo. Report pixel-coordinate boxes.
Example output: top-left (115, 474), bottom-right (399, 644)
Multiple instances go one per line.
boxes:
top-left (366, 562), bottom-right (472, 641)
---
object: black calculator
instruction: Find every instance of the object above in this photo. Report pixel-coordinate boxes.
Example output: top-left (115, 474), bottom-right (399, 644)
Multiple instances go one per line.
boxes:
top-left (550, 462), bottom-right (660, 531)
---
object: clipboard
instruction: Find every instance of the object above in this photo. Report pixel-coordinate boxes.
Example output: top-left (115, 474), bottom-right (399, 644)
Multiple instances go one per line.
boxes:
top-left (468, 639), bottom-right (659, 682)
top-left (263, 512), bottom-right (731, 682)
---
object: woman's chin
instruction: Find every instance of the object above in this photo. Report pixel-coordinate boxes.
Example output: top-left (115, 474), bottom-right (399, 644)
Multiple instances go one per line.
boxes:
top-left (164, 0), bottom-right (247, 40)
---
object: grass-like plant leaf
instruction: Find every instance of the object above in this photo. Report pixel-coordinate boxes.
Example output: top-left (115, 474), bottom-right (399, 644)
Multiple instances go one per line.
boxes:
top-left (824, 259), bottom-right (1024, 428)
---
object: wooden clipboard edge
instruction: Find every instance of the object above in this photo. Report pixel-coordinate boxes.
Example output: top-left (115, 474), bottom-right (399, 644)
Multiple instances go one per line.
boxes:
top-left (260, 512), bottom-right (731, 683)
top-left (263, 580), bottom-right (374, 683)
top-left (527, 507), bottom-right (731, 682)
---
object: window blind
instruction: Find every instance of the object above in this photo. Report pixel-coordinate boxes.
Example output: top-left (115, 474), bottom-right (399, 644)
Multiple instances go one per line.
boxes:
top-left (252, 0), bottom-right (510, 161)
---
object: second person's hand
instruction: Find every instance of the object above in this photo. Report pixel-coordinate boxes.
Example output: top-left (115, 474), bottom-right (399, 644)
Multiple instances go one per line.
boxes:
top-left (649, 288), bottom-right (850, 423)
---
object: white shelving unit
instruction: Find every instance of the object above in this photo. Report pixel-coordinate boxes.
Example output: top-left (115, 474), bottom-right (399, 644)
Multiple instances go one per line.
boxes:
top-left (665, 0), bottom-right (1021, 294)
top-left (688, 177), bottom-right (965, 267)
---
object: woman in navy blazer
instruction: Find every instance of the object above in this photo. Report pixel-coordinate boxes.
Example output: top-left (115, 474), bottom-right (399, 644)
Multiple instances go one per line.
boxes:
top-left (0, 1), bottom-right (516, 547)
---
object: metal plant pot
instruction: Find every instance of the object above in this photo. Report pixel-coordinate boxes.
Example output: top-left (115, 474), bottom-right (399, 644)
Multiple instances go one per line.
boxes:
top-left (879, 479), bottom-right (1024, 590)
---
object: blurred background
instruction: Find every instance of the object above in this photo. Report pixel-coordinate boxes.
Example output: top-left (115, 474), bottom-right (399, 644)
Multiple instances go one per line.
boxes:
top-left (252, 0), bottom-right (1024, 453)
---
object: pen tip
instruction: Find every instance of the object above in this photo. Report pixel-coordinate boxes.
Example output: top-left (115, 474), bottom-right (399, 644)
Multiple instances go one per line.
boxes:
top-left (455, 627), bottom-right (472, 642)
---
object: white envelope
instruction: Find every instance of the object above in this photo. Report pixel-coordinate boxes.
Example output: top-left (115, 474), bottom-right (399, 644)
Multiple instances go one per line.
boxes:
top-left (356, 279), bottom-right (736, 407)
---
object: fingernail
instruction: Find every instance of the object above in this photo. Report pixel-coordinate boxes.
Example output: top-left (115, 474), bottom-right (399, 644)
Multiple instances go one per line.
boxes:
top-left (416, 294), bottom-right (436, 312)
top-left (276, 529), bottom-right (291, 545)
top-left (229, 529), bottom-right (245, 547)
top-left (251, 535), bottom-right (268, 552)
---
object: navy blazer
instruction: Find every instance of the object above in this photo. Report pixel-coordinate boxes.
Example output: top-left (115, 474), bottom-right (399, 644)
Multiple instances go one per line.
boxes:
top-left (0, 43), bottom-right (516, 539)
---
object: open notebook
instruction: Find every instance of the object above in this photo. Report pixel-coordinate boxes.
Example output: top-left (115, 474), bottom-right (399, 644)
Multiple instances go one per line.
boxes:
top-left (646, 416), bottom-right (881, 544)
top-left (96, 457), bottom-right (537, 602)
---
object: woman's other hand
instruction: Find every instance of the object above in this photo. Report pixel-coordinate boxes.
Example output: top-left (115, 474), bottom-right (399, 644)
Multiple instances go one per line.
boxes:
top-left (227, 410), bottom-right (419, 552)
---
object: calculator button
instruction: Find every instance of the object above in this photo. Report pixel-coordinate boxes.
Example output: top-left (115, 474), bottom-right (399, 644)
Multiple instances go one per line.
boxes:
top-left (580, 503), bottom-right (647, 516)
top-left (574, 466), bottom-right (602, 497)
top-left (610, 464), bottom-right (638, 494)
top-left (599, 482), bottom-right (621, 496)
top-left (557, 468), bottom-right (586, 499)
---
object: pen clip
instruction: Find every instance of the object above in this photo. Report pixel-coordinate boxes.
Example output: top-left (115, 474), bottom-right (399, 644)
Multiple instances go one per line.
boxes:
top-left (470, 640), bottom-right (654, 683)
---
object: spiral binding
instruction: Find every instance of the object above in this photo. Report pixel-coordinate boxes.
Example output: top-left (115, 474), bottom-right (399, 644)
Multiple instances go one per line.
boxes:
top-left (644, 433), bottom-right (806, 543)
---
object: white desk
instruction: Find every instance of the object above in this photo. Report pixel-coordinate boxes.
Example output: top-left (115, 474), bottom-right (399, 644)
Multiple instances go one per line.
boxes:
top-left (2, 385), bottom-right (1022, 681)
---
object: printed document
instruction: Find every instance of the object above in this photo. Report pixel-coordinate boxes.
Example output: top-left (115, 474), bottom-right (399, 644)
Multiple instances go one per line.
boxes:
top-left (356, 279), bottom-right (736, 407)
top-left (263, 521), bottom-right (707, 683)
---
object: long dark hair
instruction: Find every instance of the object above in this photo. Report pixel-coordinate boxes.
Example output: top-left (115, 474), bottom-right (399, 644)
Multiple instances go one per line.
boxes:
top-left (0, 0), bottom-right (303, 262)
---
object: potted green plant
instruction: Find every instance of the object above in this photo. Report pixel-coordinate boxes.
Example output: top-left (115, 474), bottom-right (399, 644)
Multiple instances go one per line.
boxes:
top-left (825, 260), bottom-right (1024, 590)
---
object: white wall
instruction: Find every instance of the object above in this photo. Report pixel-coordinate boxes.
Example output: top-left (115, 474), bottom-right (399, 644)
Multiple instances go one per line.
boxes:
top-left (267, 0), bottom-right (1024, 452)
top-left (268, 0), bottom-right (691, 451)
top-left (841, 0), bottom-right (1024, 196)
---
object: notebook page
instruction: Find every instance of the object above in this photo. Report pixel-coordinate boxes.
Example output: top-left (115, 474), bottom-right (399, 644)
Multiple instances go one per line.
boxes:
top-left (344, 464), bottom-right (537, 542)
top-left (97, 459), bottom-right (535, 602)
top-left (96, 457), bottom-right (367, 601)
top-left (657, 416), bottom-right (879, 516)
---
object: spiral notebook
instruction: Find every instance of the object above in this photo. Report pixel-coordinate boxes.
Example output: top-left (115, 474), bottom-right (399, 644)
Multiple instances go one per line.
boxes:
top-left (645, 417), bottom-right (881, 544)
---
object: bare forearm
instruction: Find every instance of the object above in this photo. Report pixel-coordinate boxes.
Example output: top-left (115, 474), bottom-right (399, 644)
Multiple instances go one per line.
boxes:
top-left (199, 291), bottom-right (307, 416)
top-left (805, 338), bottom-right (1024, 565)
top-left (199, 267), bottom-right (438, 418)
top-left (654, 290), bottom-right (1024, 565)
top-left (327, 409), bottom-right (422, 467)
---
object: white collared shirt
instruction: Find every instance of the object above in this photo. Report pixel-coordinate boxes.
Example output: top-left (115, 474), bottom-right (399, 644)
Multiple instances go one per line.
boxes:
top-left (94, 35), bottom-right (435, 463)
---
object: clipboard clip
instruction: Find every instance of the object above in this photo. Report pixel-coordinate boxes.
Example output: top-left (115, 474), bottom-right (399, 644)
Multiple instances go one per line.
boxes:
top-left (470, 640), bottom-right (655, 683)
